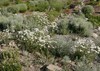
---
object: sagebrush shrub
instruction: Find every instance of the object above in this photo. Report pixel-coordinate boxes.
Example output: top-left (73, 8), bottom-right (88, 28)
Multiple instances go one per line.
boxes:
top-left (0, 16), bottom-right (10, 31)
top-left (75, 60), bottom-right (100, 71)
top-left (54, 18), bottom-right (69, 35)
top-left (50, 35), bottom-right (75, 57)
top-left (53, 15), bottom-right (93, 36)
top-left (8, 14), bottom-right (25, 31)
top-left (68, 17), bottom-right (93, 36)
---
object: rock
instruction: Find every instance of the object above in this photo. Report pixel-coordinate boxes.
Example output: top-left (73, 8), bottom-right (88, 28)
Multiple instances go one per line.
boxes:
top-left (22, 51), bottom-right (29, 56)
top-left (98, 27), bottom-right (100, 31)
top-left (40, 64), bottom-right (62, 71)
top-left (47, 64), bottom-right (62, 71)
top-left (92, 33), bottom-right (98, 38)
top-left (22, 66), bottom-right (36, 71)
top-left (94, 29), bottom-right (98, 33)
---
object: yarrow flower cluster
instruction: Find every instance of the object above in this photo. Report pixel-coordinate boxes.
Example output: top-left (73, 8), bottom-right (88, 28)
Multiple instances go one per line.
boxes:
top-left (16, 28), bottom-right (54, 52)
top-left (73, 38), bottom-right (100, 54)
top-left (31, 12), bottom-right (50, 25)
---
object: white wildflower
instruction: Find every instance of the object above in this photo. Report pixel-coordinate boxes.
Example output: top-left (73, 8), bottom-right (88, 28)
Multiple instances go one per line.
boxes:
top-left (34, 28), bottom-right (39, 32)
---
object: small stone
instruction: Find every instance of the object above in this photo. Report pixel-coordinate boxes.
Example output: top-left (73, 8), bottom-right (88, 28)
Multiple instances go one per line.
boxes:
top-left (22, 51), bottom-right (29, 56)
top-left (92, 33), bottom-right (98, 38)
top-left (40, 64), bottom-right (62, 71)
top-left (47, 64), bottom-right (62, 71)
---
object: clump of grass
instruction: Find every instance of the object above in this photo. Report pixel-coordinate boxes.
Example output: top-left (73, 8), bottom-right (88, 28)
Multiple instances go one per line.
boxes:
top-left (82, 5), bottom-right (94, 15)
top-left (0, 47), bottom-right (22, 71)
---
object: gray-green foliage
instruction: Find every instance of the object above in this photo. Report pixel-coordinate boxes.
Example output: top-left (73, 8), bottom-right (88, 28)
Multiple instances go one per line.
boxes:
top-left (68, 16), bottom-right (93, 36)
top-left (0, 16), bottom-right (10, 31)
top-left (0, 13), bottom-right (25, 32)
top-left (54, 15), bottom-right (93, 36)
top-left (51, 35), bottom-right (75, 57)
top-left (75, 60), bottom-right (100, 71)
top-left (8, 14), bottom-right (25, 31)
top-left (0, 11), bottom-right (50, 32)
top-left (54, 18), bottom-right (69, 35)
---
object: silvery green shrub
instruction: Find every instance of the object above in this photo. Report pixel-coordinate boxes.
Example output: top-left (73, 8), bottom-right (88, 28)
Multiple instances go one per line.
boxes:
top-left (8, 14), bottom-right (25, 31)
top-left (0, 16), bottom-right (10, 31)
top-left (54, 17), bottom-right (69, 35)
top-left (50, 35), bottom-right (75, 57)
top-left (53, 15), bottom-right (93, 36)
top-left (75, 60), bottom-right (100, 71)
top-left (68, 17), bottom-right (93, 36)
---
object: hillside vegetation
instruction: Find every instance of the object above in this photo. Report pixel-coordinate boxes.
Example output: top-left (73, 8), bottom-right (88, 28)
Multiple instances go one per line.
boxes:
top-left (0, 0), bottom-right (100, 71)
